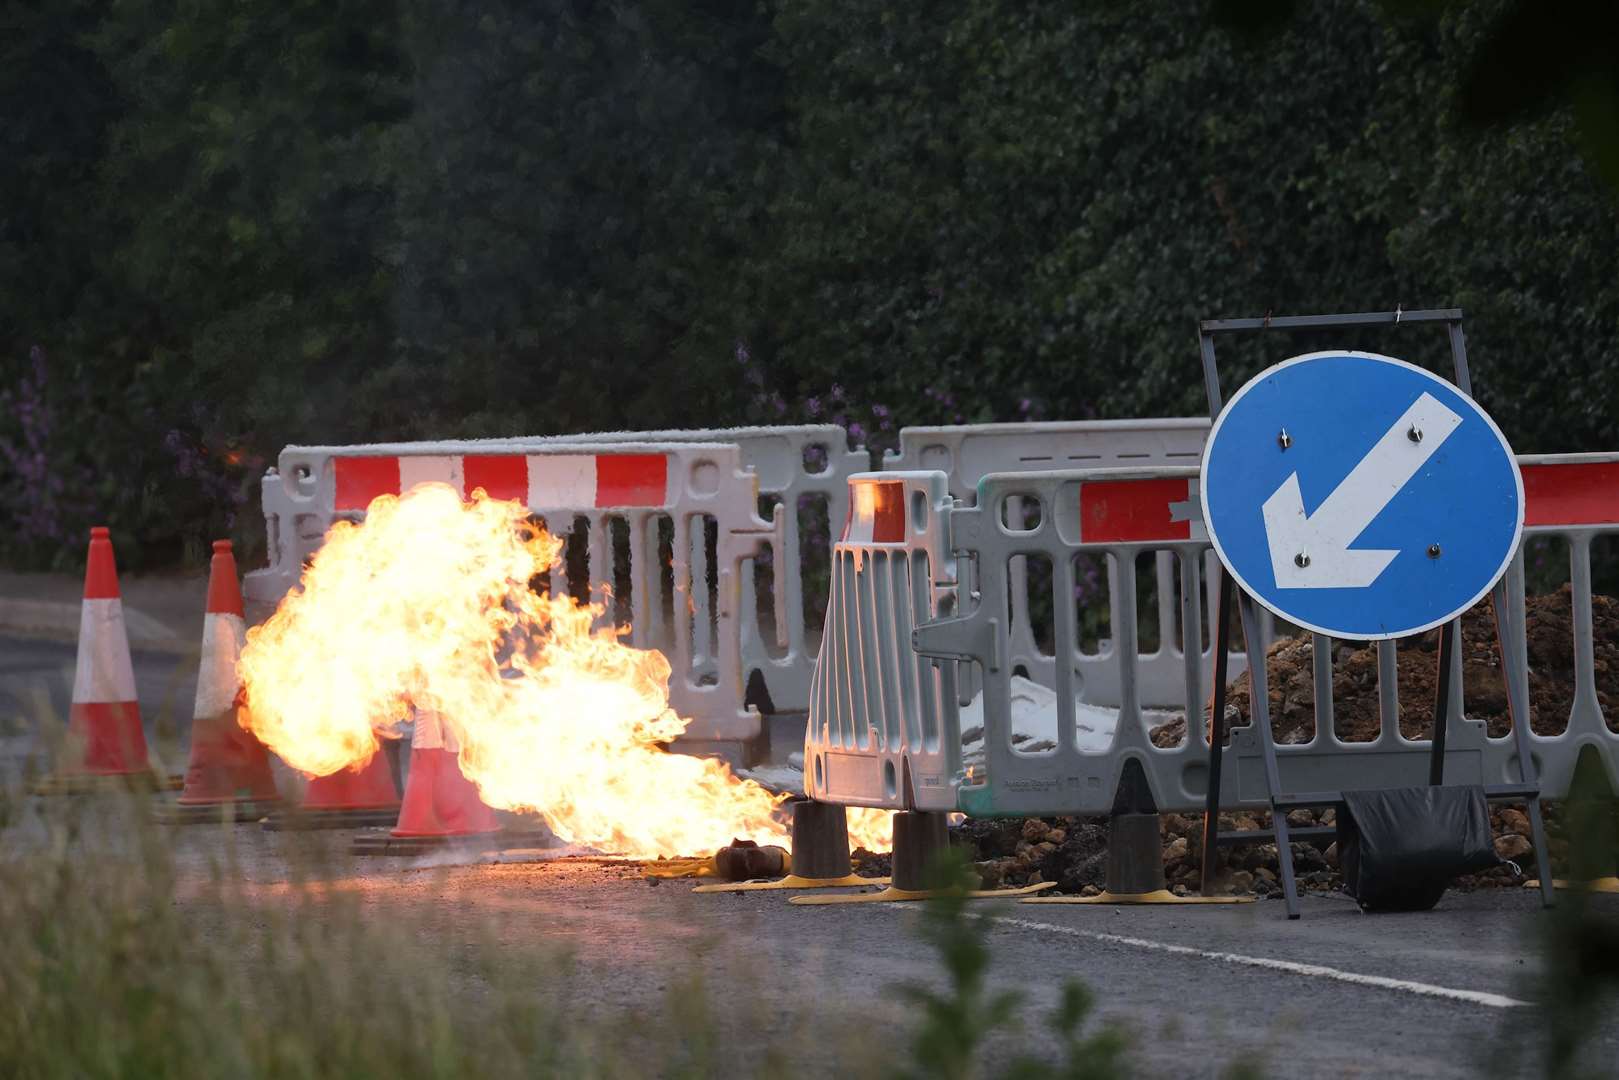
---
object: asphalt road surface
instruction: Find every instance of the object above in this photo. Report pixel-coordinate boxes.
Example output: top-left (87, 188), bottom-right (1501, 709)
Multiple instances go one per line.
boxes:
top-left (189, 836), bottom-right (1619, 1077)
top-left (5, 633), bottom-right (1617, 1077)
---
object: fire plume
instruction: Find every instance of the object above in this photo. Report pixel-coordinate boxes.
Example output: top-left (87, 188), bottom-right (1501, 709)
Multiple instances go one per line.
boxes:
top-left (238, 483), bottom-right (890, 857)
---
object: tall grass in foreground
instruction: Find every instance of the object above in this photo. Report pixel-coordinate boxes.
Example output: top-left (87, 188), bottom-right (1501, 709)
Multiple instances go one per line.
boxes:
top-left (0, 784), bottom-right (857, 1079)
top-left (3, 793), bottom-right (557, 1076)
top-left (0, 777), bottom-right (1152, 1079)
top-left (19, 771), bottom-right (1611, 1079)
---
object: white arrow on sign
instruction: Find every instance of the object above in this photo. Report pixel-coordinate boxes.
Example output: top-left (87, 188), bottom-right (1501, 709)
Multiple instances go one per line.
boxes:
top-left (1262, 391), bottom-right (1462, 589)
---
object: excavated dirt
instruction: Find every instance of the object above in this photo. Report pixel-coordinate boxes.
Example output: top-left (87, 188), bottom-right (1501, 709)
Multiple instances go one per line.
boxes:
top-left (1149, 586), bottom-right (1619, 747)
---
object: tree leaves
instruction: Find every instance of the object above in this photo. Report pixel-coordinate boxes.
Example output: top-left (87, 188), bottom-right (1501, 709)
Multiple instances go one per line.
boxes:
top-left (3, 0), bottom-right (1617, 567)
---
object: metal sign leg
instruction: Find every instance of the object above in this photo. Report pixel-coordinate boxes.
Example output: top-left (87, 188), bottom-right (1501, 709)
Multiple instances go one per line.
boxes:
top-left (1237, 591), bottom-right (1302, 919)
top-left (1428, 618), bottom-right (1457, 785)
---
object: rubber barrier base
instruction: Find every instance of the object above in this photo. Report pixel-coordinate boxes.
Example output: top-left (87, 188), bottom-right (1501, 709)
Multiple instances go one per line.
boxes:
top-left (32, 770), bottom-right (183, 796)
top-left (262, 807), bottom-right (401, 831)
top-left (152, 798), bottom-right (281, 825)
top-left (788, 881), bottom-right (1057, 905)
top-left (692, 873), bottom-right (889, 893)
top-left (1022, 889), bottom-right (1252, 906)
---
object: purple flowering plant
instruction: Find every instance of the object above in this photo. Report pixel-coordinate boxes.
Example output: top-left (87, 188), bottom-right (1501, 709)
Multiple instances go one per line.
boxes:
top-left (0, 347), bottom-right (98, 560)
top-left (0, 345), bottom-right (266, 570)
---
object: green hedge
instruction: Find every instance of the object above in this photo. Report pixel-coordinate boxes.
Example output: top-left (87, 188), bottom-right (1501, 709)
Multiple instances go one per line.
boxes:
top-left (2, 0), bottom-right (1615, 569)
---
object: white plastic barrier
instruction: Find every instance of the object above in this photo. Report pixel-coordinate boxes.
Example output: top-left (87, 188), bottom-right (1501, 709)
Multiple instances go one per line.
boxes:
top-left (809, 466), bottom-right (1220, 812)
top-left (806, 472), bottom-right (962, 811)
top-left (252, 426), bottom-right (865, 722)
top-left (517, 426), bottom-right (868, 713)
top-left (244, 440), bottom-right (778, 742)
top-left (889, 419), bottom-right (1255, 711)
top-left (1502, 453), bottom-right (1619, 797)
top-left (885, 418), bottom-right (1210, 483)
top-left (812, 456), bottom-right (1619, 815)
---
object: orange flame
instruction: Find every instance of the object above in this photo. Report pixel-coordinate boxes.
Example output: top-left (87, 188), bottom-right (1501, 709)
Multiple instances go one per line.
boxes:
top-left (238, 483), bottom-right (890, 857)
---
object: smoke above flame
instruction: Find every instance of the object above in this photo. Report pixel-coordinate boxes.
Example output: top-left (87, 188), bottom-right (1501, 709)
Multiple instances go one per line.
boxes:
top-left (238, 483), bottom-right (890, 858)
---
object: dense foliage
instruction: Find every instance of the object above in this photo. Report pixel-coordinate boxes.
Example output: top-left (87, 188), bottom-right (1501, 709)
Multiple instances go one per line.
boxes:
top-left (3, 0), bottom-right (1616, 568)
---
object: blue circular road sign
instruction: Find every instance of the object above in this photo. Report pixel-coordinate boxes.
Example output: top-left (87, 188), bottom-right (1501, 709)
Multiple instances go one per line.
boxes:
top-left (1201, 351), bottom-right (1523, 640)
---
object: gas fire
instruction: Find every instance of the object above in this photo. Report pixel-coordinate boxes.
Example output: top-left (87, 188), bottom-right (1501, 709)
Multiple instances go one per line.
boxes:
top-left (237, 483), bottom-right (890, 858)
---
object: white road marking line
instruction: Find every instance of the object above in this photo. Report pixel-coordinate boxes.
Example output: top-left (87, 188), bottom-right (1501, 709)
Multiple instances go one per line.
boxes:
top-left (892, 908), bottom-right (1529, 1009)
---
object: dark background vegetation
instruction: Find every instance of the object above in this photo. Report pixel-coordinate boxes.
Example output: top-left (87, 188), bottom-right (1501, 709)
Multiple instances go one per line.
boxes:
top-left (3, 0), bottom-right (1617, 570)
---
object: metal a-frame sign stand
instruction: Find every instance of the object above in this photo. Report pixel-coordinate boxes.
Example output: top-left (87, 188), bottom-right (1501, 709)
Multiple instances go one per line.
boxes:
top-left (1194, 309), bottom-right (1555, 919)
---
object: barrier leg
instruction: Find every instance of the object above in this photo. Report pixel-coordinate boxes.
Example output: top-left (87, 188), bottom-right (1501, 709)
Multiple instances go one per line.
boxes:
top-left (1491, 577), bottom-right (1558, 906)
top-left (1024, 760), bottom-right (1249, 906)
top-left (1531, 748), bottom-right (1619, 895)
top-left (1523, 798), bottom-right (1588, 896)
top-left (692, 801), bottom-right (889, 892)
top-left (789, 811), bottom-right (1057, 905)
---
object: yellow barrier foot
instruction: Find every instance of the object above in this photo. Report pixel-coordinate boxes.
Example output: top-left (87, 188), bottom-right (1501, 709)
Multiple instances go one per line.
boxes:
top-left (693, 873), bottom-right (889, 893)
top-left (1022, 888), bottom-right (1253, 905)
top-left (1525, 877), bottom-right (1619, 894)
top-left (789, 881), bottom-right (1057, 905)
top-left (645, 856), bottom-right (720, 880)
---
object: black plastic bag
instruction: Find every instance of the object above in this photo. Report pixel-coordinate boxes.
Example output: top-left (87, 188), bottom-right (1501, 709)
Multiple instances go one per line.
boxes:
top-left (1336, 785), bottom-right (1500, 912)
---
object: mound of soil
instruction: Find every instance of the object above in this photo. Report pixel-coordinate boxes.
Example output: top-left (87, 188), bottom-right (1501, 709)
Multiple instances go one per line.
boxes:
top-left (1149, 585), bottom-right (1619, 747)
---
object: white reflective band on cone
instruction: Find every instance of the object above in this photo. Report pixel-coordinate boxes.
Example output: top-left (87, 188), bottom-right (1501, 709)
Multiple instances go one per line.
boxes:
top-left (72, 598), bottom-right (138, 704)
top-left (194, 612), bottom-right (246, 718)
top-left (411, 709), bottom-right (449, 752)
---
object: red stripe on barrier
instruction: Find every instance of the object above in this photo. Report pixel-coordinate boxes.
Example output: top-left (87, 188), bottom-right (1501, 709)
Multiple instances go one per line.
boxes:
top-left (1523, 461), bottom-right (1619, 527)
top-left (334, 457), bottom-right (401, 511)
top-left (462, 455), bottom-right (528, 502)
top-left (1080, 477), bottom-right (1192, 543)
top-left (595, 454), bottom-right (667, 507)
top-left (871, 481), bottom-right (905, 542)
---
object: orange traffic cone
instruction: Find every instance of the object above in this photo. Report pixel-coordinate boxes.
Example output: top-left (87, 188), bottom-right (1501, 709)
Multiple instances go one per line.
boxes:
top-left (155, 541), bottom-right (281, 823)
top-left (262, 749), bottom-right (401, 830)
top-left (353, 711), bottom-right (499, 854)
top-left (392, 710), bottom-right (498, 838)
top-left (34, 527), bottom-right (176, 793)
